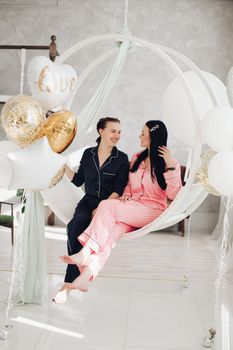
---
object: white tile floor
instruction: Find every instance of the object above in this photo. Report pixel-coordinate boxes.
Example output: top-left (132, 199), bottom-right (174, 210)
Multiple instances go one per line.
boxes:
top-left (0, 225), bottom-right (233, 350)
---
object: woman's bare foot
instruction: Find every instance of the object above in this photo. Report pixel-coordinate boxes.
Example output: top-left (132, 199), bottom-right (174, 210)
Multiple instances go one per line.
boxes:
top-left (67, 266), bottom-right (93, 292)
top-left (60, 255), bottom-right (77, 265)
top-left (60, 246), bottom-right (92, 267)
top-left (52, 284), bottom-right (71, 304)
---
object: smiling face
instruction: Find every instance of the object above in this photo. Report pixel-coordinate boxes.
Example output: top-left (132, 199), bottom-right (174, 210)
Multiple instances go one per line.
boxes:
top-left (99, 121), bottom-right (121, 147)
top-left (139, 124), bottom-right (151, 148)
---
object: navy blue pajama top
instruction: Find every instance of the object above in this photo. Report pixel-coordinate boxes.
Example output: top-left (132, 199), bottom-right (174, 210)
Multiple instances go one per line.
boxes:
top-left (71, 146), bottom-right (129, 199)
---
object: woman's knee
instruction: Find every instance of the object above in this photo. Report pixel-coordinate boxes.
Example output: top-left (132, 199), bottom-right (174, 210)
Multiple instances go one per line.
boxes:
top-left (67, 212), bottom-right (91, 237)
top-left (98, 199), bottom-right (117, 210)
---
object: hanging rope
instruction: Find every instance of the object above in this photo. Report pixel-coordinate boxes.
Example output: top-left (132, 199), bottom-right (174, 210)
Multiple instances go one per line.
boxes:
top-left (184, 148), bottom-right (192, 182)
top-left (202, 196), bottom-right (233, 346)
top-left (124, 0), bottom-right (129, 28)
top-left (19, 48), bottom-right (26, 95)
top-left (183, 214), bottom-right (192, 288)
top-left (0, 50), bottom-right (26, 340)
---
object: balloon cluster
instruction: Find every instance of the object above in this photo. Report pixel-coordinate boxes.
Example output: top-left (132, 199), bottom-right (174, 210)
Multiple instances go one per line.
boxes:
top-left (1, 95), bottom-right (77, 152)
top-left (0, 56), bottom-right (78, 190)
top-left (161, 69), bottom-right (233, 196)
top-left (161, 71), bottom-right (229, 146)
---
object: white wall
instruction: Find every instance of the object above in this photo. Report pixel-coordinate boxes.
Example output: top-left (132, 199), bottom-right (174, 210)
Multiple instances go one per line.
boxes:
top-left (0, 0), bottom-right (232, 229)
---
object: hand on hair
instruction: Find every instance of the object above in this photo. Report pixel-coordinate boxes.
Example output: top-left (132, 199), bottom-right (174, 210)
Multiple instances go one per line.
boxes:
top-left (158, 146), bottom-right (175, 168)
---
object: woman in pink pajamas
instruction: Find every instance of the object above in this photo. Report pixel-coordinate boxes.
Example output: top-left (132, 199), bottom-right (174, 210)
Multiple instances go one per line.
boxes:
top-left (60, 120), bottom-right (182, 291)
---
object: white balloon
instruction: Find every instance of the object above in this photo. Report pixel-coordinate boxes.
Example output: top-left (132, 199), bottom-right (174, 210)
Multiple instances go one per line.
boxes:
top-left (41, 175), bottom-right (83, 224)
top-left (66, 146), bottom-right (90, 170)
top-left (226, 67), bottom-right (233, 107)
top-left (202, 106), bottom-right (233, 151)
top-left (208, 150), bottom-right (233, 196)
top-left (27, 56), bottom-right (78, 111)
top-left (161, 71), bottom-right (230, 145)
top-left (0, 141), bottom-right (20, 189)
top-left (41, 147), bottom-right (88, 223)
top-left (7, 137), bottom-right (67, 190)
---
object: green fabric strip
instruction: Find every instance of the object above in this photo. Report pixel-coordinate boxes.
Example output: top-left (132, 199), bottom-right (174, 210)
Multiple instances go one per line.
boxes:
top-left (14, 190), bottom-right (48, 304)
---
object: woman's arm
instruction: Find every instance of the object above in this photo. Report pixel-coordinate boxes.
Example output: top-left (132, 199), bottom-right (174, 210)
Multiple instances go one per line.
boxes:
top-left (112, 155), bottom-right (130, 196)
top-left (65, 164), bottom-right (75, 180)
top-left (92, 192), bottom-right (119, 218)
top-left (163, 161), bottom-right (182, 200)
top-left (92, 157), bottom-right (129, 217)
top-left (119, 182), bottom-right (131, 201)
top-left (158, 146), bottom-right (182, 200)
top-left (158, 146), bottom-right (176, 169)
top-left (70, 151), bottom-right (86, 187)
top-left (120, 153), bottom-right (139, 200)
top-left (108, 192), bottom-right (120, 199)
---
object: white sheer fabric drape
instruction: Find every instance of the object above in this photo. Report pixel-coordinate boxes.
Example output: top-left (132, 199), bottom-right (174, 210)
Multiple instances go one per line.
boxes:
top-left (211, 196), bottom-right (233, 275)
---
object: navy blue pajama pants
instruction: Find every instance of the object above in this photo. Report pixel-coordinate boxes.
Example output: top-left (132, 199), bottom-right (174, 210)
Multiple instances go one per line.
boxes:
top-left (64, 195), bottom-right (102, 283)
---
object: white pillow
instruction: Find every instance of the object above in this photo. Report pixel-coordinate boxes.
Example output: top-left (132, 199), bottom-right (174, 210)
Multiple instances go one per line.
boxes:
top-left (7, 137), bottom-right (67, 190)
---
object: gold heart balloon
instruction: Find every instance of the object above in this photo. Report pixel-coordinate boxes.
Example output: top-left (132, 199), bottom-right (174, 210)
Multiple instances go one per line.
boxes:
top-left (44, 110), bottom-right (77, 153)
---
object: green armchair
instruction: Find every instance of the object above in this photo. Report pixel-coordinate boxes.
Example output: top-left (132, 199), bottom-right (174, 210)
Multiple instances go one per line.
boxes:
top-left (0, 201), bottom-right (14, 245)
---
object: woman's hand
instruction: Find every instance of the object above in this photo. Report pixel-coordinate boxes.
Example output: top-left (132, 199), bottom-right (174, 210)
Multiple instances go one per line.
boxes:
top-left (92, 208), bottom-right (97, 218)
top-left (64, 164), bottom-right (75, 180)
top-left (158, 146), bottom-right (175, 168)
top-left (119, 194), bottom-right (131, 202)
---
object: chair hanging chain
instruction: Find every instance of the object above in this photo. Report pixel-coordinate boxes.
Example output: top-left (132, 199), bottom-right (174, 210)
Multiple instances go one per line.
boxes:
top-left (124, 0), bottom-right (128, 28)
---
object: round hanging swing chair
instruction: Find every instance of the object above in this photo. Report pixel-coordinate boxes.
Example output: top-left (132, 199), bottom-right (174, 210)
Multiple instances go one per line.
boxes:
top-left (42, 32), bottom-right (218, 241)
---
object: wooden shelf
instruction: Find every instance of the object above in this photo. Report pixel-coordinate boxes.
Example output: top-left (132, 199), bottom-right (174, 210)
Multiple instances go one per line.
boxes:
top-left (0, 45), bottom-right (49, 50)
top-left (0, 95), bottom-right (12, 104)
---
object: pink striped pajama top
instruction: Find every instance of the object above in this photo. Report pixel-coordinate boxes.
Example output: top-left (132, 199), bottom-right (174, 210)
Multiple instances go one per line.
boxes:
top-left (123, 153), bottom-right (182, 211)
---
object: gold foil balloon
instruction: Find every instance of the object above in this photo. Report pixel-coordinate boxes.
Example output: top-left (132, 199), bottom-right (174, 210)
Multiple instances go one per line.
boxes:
top-left (1, 95), bottom-right (45, 147)
top-left (196, 149), bottom-right (221, 196)
top-left (44, 110), bottom-right (77, 153)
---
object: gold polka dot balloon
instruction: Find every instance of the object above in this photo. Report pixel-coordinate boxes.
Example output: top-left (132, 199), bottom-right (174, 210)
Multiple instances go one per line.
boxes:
top-left (1, 95), bottom-right (45, 147)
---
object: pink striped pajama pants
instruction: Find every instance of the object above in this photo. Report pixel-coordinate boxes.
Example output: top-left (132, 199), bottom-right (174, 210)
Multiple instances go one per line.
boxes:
top-left (78, 199), bottom-right (162, 279)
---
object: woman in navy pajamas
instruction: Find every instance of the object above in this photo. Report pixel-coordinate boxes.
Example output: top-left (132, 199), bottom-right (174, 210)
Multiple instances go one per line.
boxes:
top-left (53, 117), bottom-right (129, 303)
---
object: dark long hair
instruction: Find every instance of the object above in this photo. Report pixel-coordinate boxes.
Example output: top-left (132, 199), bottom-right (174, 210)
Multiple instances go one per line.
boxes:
top-left (131, 120), bottom-right (168, 190)
top-left (96, 117), bottom-right (120, 144)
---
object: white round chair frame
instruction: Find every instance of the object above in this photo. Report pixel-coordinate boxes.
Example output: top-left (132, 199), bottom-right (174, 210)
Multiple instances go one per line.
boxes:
top-left (57, 33), bottom-right (217, 238)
